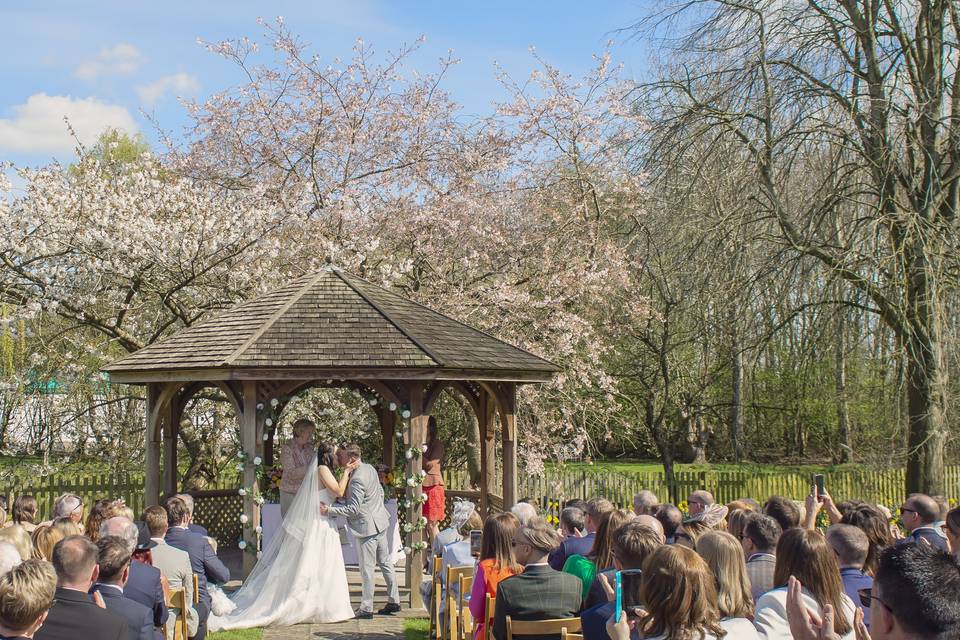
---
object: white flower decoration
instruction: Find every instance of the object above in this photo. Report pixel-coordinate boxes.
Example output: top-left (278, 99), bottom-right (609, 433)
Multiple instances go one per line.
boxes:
top-left (262, 433), bottom-right (269, 441)
top-left (240, 514), bottom-right (249, 524)
top-left (369, 398), bottom-right (378, 406)
top-left (256, 403), bottom-right (264, 411)
top-left (253, 456), bottom-right (262, 466)
top-left (270, 398), bottom-right (279, 408)
top-left (235, 463), bottom-right (244, 472)
top-left (421, 444), bottom-right (428, 452)
top-left (238, 540), bottom-right (247, 550)
top-left (419, 516), bottom-right (428, 526)
top-left (238, 488), bottom-right (247, 496)
top-left (405, 450), bottom-right (413, 460)
top-left (265, 418), bottom-right (273, 427)
top-left (401, 409), bottom-right (411, 419)
top-left (255, 496), bottom-right (265, 505)
top-left (389, 402), bottom-right (397, 411)
top-left (406, 478), bottom-right (416, 487)
top-left (237, 451), bottom-right (245, 459)
top-left (403, 546), bottom-right (412, 555)
top-left (255, 526), bottom-right (263, 534)
top-left (394, 430), bottom-right (403, 439)
top-left (420, 469), bottom-right (427, 477)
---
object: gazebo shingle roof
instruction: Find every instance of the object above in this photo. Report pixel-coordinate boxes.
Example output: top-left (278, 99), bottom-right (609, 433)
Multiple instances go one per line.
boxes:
top-left (103, 267), bottom-right (559, 380)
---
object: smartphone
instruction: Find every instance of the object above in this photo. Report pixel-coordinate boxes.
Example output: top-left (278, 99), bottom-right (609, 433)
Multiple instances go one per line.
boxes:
top-left (469, 530), bottom-right (482, 556)
top-left (813, 474), bottom-right (826, 498)
top-left (614, 569), bottom-right (643, 621)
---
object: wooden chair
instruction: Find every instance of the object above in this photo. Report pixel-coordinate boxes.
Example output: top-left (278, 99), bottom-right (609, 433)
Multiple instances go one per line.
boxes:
top-left (444, 565), bottom-right (475, 640)
top-left (456, 573), bottom-right (474, 640)
top-left (506, 617), bottom-right (582, 640)
top-left (482, 594), bottom-right (495, 640)
top-left (162, 587), bottom-right (189, 640)
top-left (192, 574), bottom-right (199, 604)
top-left (561, 631), bottom-right (584, 640)
top-left (430, 556), bottom-right (444, 640)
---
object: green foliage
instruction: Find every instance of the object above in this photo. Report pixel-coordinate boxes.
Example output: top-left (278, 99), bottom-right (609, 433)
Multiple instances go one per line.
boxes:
top-left (208, 629), bottom-right (264, 640)
top-left (404, 618), bottom-right (431, 640)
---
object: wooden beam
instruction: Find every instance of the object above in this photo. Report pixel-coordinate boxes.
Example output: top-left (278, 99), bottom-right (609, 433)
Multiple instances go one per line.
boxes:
top-left (500, 383), bottom-right (518, 510)
top-left (162, 393), bottom-right (179, 498)
top-left (144, 383), bottom-right (161, 507)
top-left (478, 388), bottom-right (495, 518)
top-left (406, 382), bottom-right (427, 609)
top-left (380, 408), bottom-right (397, 469)
top-left (240, 380), bottom-right (261, 578)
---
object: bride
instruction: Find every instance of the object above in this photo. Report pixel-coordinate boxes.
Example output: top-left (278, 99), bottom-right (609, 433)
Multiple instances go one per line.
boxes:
top-left (208, 442), bottom-right (358, 631)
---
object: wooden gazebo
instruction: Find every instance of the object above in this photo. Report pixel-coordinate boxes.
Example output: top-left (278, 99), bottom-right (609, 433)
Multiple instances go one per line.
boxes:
top-left (103, 266), bottom-right (558, 604)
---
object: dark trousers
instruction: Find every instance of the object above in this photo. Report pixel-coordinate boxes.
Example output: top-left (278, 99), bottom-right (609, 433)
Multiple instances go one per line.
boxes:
top-left (192, 598), bottom-right (210, 640)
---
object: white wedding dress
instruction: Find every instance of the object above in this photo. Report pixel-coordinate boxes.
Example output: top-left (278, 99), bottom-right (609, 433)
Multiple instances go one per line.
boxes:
top-left (208, 456), bottom-right (354, 631)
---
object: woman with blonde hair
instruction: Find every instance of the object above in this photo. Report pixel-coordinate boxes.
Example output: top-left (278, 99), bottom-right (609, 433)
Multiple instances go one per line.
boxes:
top-left (468, 512), bottom-right (523, 639)
top-left (696, 530), bottom-right (760, 638)
top-left (51, 517), bottom-right (83, 538)
top-left (31, 525), bottom-right (64, 561)
top-left (754, 528), bottom-right (855, 639)
top-left (0, 525), bottom-right (32, 561)
top-left (636, 545), bottom-right (726, 639)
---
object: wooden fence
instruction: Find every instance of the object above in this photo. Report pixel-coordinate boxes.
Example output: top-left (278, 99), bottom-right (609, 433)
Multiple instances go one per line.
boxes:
top-left (444, 465), bottom-right (960, 519)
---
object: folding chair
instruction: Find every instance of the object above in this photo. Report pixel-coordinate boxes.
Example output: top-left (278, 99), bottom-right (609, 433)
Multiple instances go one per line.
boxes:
top-left (162, 587), bottom-right (189, 640)
top-left (506, 617), bottom-right (582, 640)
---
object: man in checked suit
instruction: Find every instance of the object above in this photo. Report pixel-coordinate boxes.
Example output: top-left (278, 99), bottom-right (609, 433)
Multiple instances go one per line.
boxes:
top-left (741, 512), bottom-right (781, 603)
top-left (492, 520), bottom-right (582, 640)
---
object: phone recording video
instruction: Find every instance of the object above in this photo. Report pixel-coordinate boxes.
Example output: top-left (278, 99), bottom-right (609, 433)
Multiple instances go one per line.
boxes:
top-left (614, 569), bottom-right (644, 621)
top-left (469, 529), bottom-right (482, 556)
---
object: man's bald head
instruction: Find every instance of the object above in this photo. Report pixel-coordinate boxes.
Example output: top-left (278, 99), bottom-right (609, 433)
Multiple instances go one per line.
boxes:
top-left (905, 494), bottom-right (940, 528)
top-left (51, 536), bottom-right (98, 589)
top-left (100, 517), bottom-right (138, 553)
top-left (633, 491), bottom-right (658, 516)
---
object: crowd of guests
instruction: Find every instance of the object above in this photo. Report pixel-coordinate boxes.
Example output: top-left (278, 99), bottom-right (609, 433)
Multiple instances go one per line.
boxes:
top-left (429, 487), bottom-right (960, 640)
top-left (0, 492), bottom-right (229, 640)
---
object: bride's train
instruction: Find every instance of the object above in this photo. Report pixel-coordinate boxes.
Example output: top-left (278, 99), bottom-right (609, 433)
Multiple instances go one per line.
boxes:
top-left (208, 457), bottom-right (354, 631)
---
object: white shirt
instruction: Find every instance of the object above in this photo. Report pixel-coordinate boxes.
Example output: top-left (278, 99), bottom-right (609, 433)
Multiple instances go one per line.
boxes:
top-left (722, 617), bottom-right (762, 639)
top-left (754, 587), bottom-right (855, 640)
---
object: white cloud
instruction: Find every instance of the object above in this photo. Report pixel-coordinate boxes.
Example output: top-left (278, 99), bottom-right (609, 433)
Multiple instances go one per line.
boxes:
top-left (74, 43), bottom-right (143, 80)
top-left (0, 93), bottom-right (138, 154)
top-left (136, 73), bottom-right (200, 105)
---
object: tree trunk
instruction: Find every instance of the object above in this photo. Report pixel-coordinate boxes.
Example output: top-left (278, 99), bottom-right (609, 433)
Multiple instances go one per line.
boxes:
top-left (835, 314), bottom-right (851, 463)
top-left (730, 344), bottom-right (745, 461)
top-left (904, 260), bottom-right (948, 494)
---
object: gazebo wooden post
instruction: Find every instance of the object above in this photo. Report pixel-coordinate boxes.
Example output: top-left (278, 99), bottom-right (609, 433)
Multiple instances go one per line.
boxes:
top-left (240, 381), bottom-right (262, 578)
top-left (406, 382), bottom-right (427, 609)
top-left (500, 383), bottom-right (518, 510)
top-left (380, 408), bottom-right (397, 469)
top-left (477, 388), bottom-right (495, 517)
top-left (161, 393), bottom-right (179, 498)
top-left (144, 383), bottom-right (162, 507)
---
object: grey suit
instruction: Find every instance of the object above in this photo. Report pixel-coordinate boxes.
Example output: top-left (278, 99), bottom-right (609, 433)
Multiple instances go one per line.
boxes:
top-left (746, 552), bottom-right (777, 603)
top-left (328, 462), bottom-right (399, 612)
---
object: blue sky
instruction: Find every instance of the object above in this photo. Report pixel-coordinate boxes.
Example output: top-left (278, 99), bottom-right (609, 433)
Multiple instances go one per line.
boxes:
top-left (0, 1), bottom-right (649, 178)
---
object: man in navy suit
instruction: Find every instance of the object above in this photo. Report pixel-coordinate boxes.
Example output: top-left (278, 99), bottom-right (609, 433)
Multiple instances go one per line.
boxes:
top-left (165, 497), bottom-right (230, 640)
top-left (900, 494), bottom-right (949, 551)
top-left (34, 536), bottom-right (127, 640)
top-left (549, 499), bottom-right (612, 570)
top-left (93, 537), bottom-right (159, 640)
top-left (174, 494), bottom-right (209, 537)
top-left (102, 517), bottom-right (168, 628)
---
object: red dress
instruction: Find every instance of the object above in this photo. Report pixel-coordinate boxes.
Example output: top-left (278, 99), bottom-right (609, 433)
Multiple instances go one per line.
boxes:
top-left (423, 440), bottom-right (445, 521)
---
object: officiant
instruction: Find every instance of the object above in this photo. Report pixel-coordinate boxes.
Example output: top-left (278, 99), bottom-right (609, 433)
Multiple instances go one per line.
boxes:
top-left (279, 418), bottom-right (317, 516)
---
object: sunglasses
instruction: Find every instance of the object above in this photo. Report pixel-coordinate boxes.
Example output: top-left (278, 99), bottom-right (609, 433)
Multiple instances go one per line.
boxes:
top-left (858, 588), bottom-right (889, 610)
top-left (900, 507), bottom-right (917, 515)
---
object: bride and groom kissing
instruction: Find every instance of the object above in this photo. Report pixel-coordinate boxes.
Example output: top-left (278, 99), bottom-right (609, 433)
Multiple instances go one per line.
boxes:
top-left (208, 439), bottom-right (402, 632)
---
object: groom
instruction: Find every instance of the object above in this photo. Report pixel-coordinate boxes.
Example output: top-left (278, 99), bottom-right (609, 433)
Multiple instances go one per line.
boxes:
top-left (319, 443), bottom-right (401, 618)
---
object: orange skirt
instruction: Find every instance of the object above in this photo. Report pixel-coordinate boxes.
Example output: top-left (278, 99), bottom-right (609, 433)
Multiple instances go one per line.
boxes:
top-left (424, 484), bottom-right (446, 521)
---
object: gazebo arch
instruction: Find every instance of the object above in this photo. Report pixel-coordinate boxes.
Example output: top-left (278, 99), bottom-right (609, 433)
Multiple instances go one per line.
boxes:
top-left (102, 266), bottom-right (558, 605)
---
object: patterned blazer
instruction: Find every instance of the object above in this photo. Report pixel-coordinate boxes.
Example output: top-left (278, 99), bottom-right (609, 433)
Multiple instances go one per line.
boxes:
top-left (746, 553), bottom-right (777, 603)
top-left (492, 564), bottom-right (582, 640)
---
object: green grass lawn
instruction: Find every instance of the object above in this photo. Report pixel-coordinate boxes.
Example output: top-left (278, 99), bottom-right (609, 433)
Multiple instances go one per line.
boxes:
top-left (552, 459), bottom-right (874, 475)
top-left (208, 629), bottom-right (264, 640)
top-left (405, 618), bottom-right (431, 640)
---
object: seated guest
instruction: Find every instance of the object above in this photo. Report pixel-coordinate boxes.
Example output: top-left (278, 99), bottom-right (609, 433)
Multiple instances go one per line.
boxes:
top-left (31, 526), bottom-right (64, 562)
top-left (0, 559), bottom-right (57, 638)
top-left (101, 517), bottom-right (168, 629)
top-left (632, 515), bottom-right (664, 544)
top-left (0, 525), bottom-right (33, 561)
top-left (942, 506), bottom-right (959, 560)
top-left (172, 495), bottom-right (207, 538)
top-left (164, 497), bottom-right (229, 640)
top-left (12, 495), bottom-right (39, 533)
top-left (696, 530), bottom-right (760, 639)
top-left (687, 490), bottom-right (715, 517)
top-left (141, 507), bottom-right (198, 640)
top-left (43, 495), bottom-right (85, 528)
top-left (86, 499), bottom-right (116, 542)
top-left (0, 542), bottom-right (21, 577)
top-left (727, 501), bottom-right (754, 540)
top-left (607, 545), bottom-right (725, 640)
top-left (565, 510), bottom-right (631, 605)
top-left (549, 498), bottom-right (613, 570)
top-left (439, 509), bottom-right (484, 623)
top-left (632, 491), bottom-right (658, 516)
top-left (931, 495), bottom-right (949, 541)
top-left (654, 504), bottom-right (682, 544)
top-left (763, 496), bottom-right (800, 533)
top-left (34, 535), bottom-right (127, 640)
top-left (787, 543), bottom-right (960, 640)
top-left (841, 504), bottom-right (893, 576)
top-left (741, 513), bottom-right (781, 603)
top-left (510, 502), bottom-right (538, 527)
top-left (433, 501), bottom-right (477, 561)
top-left (51, 519), bottom-right (83, 539)
top-left (469, 513), bottom-right (522, 640)
top-left (559, 507), bottom-right (586, 541)
top-left (826, 524), bottom-right (873, 628)
top-left (492, 520), bottom-right (582, 640)
top-left (675, 505), bottom-right (727, 549)
top-left (581, 521), bottom-right (661, 640)
top-left (899, 493), bottom-right (949, 551)
top-left (754, 528), bottom-right (855, 640)
top-left (93, 537), bottom-right (158, 640)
